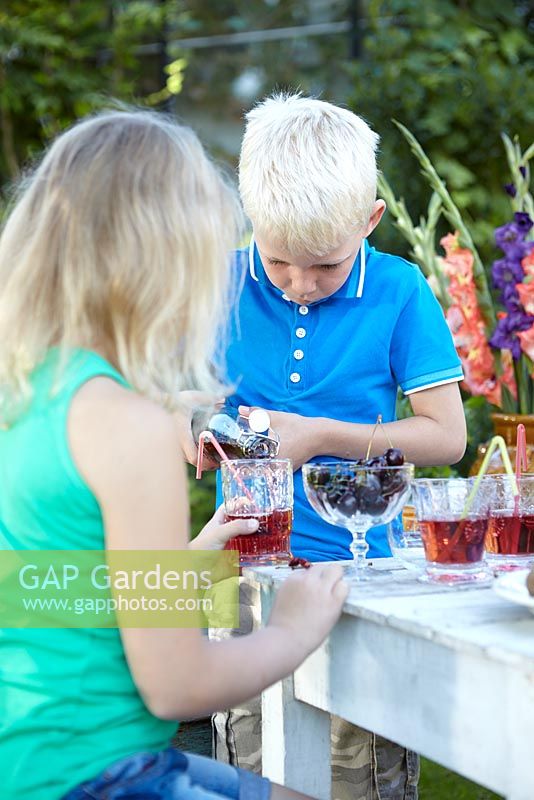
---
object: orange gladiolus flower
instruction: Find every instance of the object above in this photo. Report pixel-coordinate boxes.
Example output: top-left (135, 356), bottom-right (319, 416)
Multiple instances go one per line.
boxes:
top-left (516, 281), bottom-right (534, 315)
top-left (517, 323), bottom-right (534, 368)
top-left (521, 249), bottom-right (534, 279)
top-left (440, 232), bottom-right (517, 406)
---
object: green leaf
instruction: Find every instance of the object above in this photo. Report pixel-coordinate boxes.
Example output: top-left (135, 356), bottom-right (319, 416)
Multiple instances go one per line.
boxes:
top-left (392, 120), bottom-right (496, 330)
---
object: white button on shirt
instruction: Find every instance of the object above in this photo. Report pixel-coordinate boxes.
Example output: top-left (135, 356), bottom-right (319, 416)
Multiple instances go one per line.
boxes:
top-left (294, 349), bottom-right (304, 360)
top-left (299, 306), bottom-right (309, 315)
top-left (290, 372), bottom-right (301, 383)
top-left (296, 327), bottom-right (306, 339)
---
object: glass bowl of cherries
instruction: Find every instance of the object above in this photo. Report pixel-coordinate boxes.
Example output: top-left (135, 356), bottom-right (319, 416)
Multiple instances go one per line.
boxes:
top-left (302, 448), bottom-right (414, 581)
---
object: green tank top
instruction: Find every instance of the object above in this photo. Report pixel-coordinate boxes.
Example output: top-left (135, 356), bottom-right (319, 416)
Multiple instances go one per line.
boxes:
top-left (0, 349), bottom-right (176, 799)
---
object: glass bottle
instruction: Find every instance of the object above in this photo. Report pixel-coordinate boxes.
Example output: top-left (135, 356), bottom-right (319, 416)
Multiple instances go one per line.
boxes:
top-left (191, 403), bottom-right (280, 461)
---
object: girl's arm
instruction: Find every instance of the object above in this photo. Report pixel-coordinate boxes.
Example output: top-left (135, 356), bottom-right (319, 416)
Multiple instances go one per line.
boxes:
top-left (68, 377), bottom-right (347, 720)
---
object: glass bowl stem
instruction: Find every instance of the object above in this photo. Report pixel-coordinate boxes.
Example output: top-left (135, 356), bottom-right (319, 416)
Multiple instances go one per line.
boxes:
top-left (348, 522), bottom-right (371, 579)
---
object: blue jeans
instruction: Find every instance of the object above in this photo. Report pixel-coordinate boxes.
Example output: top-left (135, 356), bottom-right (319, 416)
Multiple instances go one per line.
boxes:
top-left (63, 747), bottom-right (271, 800)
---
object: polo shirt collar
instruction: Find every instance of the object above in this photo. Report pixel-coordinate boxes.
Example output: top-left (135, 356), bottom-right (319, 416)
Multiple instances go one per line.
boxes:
top-left (248, 235), bottom-right (368, 302)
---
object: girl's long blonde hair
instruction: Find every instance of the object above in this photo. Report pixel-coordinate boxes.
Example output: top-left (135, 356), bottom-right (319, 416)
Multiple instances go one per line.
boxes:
top-left (0, 109), bottom-right (242, 422)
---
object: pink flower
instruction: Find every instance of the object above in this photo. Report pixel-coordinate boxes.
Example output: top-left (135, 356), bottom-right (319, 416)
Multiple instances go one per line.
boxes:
top-left (516, 281), bottom-right (534, 315)
top-left (517, 323), bottom-right (534, 366)
top-left (440, 233), bottom-right (475, 281)
top-left (521, 249), bottom-right (534, 279)
top-left (500, 352), bottom-right (518, 399)
top-left (440, 231), bottom-right (517, 407)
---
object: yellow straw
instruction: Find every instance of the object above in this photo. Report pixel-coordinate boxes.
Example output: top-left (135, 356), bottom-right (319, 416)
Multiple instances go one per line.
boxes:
top-left (461, 435), bottom-right (519, 519)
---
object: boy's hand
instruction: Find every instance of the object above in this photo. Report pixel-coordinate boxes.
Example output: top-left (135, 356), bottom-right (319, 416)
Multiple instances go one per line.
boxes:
top-left (174, 391), bottom-right (219, 470)
top-left (239, 406), bottom-right (317, 469)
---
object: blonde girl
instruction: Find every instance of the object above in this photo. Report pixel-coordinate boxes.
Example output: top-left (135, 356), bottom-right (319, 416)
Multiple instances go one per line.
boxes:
top-left (0, 110), bottom-right (346, 800)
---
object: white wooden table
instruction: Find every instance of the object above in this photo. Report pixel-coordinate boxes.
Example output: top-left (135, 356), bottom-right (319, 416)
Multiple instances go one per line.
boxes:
top-left (244, 560), bottom-right (534, 800)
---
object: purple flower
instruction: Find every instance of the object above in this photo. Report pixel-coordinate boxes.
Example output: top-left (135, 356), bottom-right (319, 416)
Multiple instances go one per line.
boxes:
top-left (495, 221), bottom-right (522, 248)
top-left (514, 211), bottom-right (534, 234)
top-left (491, 257), bottom-right (525, 290)
top-left (505, 183), bottom-right (517, 197)
top-left (490, 321), bottom-right (522, 360)
top-left (500, 282), bottom-right (522, 311)
top-left (520, 166), bottom-right (527, 179)
top-left (490, 310), bottom-right (534, 360)
top-left (507, 309), bottom-right (534, 332)
top-left (494, 222), bottom-right (533, 260)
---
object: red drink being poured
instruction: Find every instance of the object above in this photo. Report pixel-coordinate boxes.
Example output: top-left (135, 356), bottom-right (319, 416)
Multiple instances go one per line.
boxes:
top-left (221, 459), bottom-right (293, 567)
top-left (224, 508), bottom-right (292, 563)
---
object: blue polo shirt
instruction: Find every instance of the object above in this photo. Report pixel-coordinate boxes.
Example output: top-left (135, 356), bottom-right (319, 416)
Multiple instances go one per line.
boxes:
top-left (216, 237), bottom-right (463, 562)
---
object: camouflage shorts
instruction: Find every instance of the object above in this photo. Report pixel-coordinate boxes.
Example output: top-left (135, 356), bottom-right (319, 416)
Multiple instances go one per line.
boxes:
top-left (210, 580), bottom-right (419, 800)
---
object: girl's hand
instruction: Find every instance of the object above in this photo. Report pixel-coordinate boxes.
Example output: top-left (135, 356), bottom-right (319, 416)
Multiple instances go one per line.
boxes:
top-left (190, 504), bottom-right (259, 550)
top-left (268, 563), bottom-right (348, 655)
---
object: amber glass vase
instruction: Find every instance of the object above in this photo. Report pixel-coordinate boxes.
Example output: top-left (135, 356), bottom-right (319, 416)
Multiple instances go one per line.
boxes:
top-left (469, 413), bottom-right (534, 476)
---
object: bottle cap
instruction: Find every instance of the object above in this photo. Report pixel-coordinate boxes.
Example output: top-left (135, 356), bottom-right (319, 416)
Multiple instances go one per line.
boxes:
top-left (248, 408), bottom-right (271, 434)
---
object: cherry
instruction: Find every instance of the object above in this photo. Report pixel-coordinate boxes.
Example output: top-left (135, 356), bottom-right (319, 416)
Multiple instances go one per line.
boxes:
top-left (359, 475), bottom-right (388, 515)
top-left (307, 448), bottom-right (407, 520)
top-left (337, 491), bottom-right (359, 517)
top-left (289, 556), bottom-right (311, 570)
top-left (380, 472), bottom-right (407, 497)
top-left (385, 448), bottom-right (404, 466)
top-left (365, 474), bottom-right (381, 492)
top-left (365, 455), bottom-right (387, 468)
top-left (326, 489), bottom-right (343, 506)
top-left (314, 468), bottom-right (330, 486)
top-left (361, 491), bottom-right (388, 516)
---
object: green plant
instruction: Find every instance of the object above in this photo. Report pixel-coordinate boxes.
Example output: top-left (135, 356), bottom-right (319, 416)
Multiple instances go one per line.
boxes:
top-left (0, 0), bottom-right (188, 187)
top-left (384, 123), bottom-right (534, 415)
top-left (349, 0), bottom-right (534, 261)
top-left (188, 465), bottom-right (216, 539)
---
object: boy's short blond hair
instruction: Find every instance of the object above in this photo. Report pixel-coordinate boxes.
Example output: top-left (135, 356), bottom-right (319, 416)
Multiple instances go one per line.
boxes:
top-left (239, 93), bottom-right (379, 256)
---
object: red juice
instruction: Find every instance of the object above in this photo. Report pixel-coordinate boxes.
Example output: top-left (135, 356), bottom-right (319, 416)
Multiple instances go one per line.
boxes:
top-left (224, 508), bottom-right (292, 562)
top-left (486, 514), bottom-right (534, 555)
top-left (419, 518), bottom-right (488, 564)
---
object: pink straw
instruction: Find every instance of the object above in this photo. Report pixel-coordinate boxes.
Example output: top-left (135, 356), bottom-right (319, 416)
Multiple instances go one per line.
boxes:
top-left (195, 430), bottom-right (259, 511)
top-left (511, 424), bottom-right (527, 549)
top-left (516, 423), bottom-right (528, 477)
top-left (196, 431), bottom-right (230, 479)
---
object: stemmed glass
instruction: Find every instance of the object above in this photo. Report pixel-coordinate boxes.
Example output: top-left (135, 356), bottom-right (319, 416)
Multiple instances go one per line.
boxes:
top-left (302, 461), bottom-right (414, 580)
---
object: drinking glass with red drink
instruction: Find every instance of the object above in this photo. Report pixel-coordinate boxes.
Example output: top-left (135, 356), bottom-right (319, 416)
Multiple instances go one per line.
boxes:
top-left (412, 478), bottom-right (493, 586)
top-left (482, 474), bottom-right (534, 571)
top-left (221, 459), bottom-right (293, 566)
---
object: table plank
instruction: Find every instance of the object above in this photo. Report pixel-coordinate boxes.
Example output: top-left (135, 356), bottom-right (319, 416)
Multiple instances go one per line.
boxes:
top-left (246, 563), bottom-right (534, 800)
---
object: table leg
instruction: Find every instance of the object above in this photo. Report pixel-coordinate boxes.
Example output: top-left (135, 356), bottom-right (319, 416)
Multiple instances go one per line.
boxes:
top-left (258, 583), bottom-right (331, 798)
top-left (262, 674), bottom-right (331, 800)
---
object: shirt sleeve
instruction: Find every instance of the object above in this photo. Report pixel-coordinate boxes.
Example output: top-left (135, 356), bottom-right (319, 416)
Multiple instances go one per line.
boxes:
top-left (390, 268), bottom-right (464, 395)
